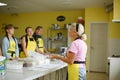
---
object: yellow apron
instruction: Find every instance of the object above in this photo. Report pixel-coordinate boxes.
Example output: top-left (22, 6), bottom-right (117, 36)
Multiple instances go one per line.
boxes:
top-left (68, 64), bottom-right (79, 80)
top-left (7, 39), bottom-right (16, 58)
top-left (37, 38), bottom-right (44, 53)
top-left (20, 37), bottom-right (36, 58)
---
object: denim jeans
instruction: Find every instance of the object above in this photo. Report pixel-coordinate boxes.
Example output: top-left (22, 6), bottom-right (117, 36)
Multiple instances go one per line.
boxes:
top-left (79, 68), bottom-right (86, 80)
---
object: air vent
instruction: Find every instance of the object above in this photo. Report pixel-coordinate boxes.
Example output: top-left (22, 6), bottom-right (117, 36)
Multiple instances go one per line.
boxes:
top-left (105, 3), bottom-right (113, 13)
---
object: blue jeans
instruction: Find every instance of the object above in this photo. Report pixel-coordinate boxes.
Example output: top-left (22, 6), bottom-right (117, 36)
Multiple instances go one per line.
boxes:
top-left (79, 68), bottom-right (86, 80)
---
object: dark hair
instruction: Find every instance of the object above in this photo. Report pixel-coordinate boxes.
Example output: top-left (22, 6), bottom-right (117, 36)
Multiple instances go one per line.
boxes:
top-left (35, 26), bottom-right (43, 30)
top-left (25, 26), bottom-right (32, 33)
top-left (4, 24), bottom-right (14, 36)
top-left (5, 24), bottom-right (14, 30)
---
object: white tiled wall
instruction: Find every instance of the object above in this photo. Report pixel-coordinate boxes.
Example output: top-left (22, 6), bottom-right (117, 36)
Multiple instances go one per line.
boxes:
top-left (109, 38), bottom-right (120, 57)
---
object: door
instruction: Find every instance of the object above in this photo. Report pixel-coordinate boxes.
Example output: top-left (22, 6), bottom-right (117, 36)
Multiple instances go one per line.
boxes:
top-left (89, 23), bottom-right (108, 72)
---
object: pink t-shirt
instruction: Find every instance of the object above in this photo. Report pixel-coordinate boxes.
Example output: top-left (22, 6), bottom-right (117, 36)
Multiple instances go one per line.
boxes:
top-left (68, 39), bottom-right (87, 67)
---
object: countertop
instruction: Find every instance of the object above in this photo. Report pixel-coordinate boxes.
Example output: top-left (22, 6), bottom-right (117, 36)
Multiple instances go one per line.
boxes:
top-left (0, 60), bottom-right (67, 80)
top-left (108, 57), bottom-right (120, 60)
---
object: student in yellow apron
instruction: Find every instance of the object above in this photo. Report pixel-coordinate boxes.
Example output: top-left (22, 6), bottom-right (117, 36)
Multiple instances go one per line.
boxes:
top-left (7, 39), bottom-right (16, 58)
top-left (1, 24), bottom-right (19, 60)
top-left (33, 26), bottom-right (48, 53)
top-left (50, 23), bottom-right (87, 80)
top-left (20, 27), bottom-right (41, 58)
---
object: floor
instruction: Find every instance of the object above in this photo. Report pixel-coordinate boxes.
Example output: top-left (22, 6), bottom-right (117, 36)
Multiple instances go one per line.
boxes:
top-left (86, 72), bottom-right (109, 80)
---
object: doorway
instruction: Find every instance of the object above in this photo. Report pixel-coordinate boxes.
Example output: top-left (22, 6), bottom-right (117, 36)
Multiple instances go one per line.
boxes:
top-left (89, 22), bottom-right (108, 72)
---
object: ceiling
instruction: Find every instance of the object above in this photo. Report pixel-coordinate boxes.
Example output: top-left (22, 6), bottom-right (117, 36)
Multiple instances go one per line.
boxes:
top-left (0, 0), bottom-right (113, 13)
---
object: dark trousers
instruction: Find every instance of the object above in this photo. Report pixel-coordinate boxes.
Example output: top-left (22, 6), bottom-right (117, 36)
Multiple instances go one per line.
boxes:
top-left (66, 72), bottom-right (68, 80)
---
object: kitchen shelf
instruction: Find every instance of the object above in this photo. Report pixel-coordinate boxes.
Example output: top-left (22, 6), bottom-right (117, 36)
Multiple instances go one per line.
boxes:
top-left (48, 37), bottom-right (66, 42)
top-left (47, 27), bottom-right (68, 53)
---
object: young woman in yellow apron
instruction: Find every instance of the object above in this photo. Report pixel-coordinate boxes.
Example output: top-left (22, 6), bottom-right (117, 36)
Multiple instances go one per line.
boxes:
top-left (1, 24), bottom-right (19, 60)
top-left (20, 27), bottom-right (40, 58)
top-left (7, 38), bottom-right (16, 58)
top-left (33, 26), bottom-right (48, 53)
top-left (50, 23), bottom-right (87, 80)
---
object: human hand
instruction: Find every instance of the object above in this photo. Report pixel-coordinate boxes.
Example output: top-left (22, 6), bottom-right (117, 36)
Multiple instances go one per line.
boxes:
top-left (10, 57), bottom-right (16, 60)
top-left (25, 53), bottom-right (30, 58)
top-left (15, 57), bottom-right (19, 60)
top-left (49, 54), bottom-right (60, 59)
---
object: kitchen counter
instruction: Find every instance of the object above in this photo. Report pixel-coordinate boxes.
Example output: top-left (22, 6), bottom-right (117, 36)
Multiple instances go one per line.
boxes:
top-left (0, 60), bottom-right (67, 80)
top-left (108, 57), bottom-right (120, 80)
top-left (108, 57), bottom-right (120, 60)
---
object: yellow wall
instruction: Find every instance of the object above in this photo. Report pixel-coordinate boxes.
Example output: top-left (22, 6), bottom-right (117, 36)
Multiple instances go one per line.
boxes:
top-left (85, 7), bottom-right (120, 41)
top-left (85, 7), bottom-right (109, 35)
top-left (109, 11), bottom-right (120, 38)
top-left (0, 10), bottom-right (84, 37)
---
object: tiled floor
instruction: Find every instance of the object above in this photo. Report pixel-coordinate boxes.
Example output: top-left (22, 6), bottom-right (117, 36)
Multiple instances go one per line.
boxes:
top-left (86, 72), bottom-right (109, 80)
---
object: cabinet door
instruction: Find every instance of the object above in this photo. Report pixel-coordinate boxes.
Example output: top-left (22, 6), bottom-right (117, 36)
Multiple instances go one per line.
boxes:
top-left (113, 0), bottom-right (120, 20)
top-left (109, 59), bottom-right (120, 80)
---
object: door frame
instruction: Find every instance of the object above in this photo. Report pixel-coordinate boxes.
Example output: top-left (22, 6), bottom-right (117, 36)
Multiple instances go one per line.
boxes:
top-left (88, 22), bottom-right (109, 72)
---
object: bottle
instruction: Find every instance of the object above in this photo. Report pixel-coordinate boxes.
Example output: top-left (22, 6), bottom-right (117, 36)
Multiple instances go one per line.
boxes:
top-left (61, 48), bottom-right (65, 57)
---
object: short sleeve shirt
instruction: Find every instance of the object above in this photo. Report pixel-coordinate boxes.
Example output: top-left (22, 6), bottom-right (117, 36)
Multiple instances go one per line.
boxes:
top-left (68, 39), bottom-right (87, 67)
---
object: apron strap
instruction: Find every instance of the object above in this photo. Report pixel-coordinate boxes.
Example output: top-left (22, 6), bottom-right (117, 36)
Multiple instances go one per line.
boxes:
top-left (8, 50), bottom-right (15, 57)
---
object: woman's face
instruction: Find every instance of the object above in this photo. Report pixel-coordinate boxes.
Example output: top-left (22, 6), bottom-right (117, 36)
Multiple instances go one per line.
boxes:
top-left (7, 27), bottom-right (14, 35)
top-left (27, 28), bottom-right (33, 37)
top-left (36, 28), bottom-right (43, 35)
top-left (69, 26), bottom-right (77, 38)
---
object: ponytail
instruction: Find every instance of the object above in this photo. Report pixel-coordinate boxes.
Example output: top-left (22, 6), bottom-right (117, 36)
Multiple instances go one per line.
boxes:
top-left (81, 34), bottom-right (87, 41)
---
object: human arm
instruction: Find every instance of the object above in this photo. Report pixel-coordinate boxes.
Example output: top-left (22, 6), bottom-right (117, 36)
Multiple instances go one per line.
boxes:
top-left (15, 38), bottom-right (19, 58)
top-left (50, 51), bottom-right (75, 65)
top-left (43, 46), bottom-right (49, 53)
top-left (21, 37), bottom-right (29, 57)
top-left (35, 46), bottom-right (44, 54)
top-left (50, 41), bottom-right (78, 64)
top-left (1, 37), bottom-right (11, 59)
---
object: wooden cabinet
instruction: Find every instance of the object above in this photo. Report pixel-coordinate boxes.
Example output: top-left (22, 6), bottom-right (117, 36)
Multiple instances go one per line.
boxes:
top-left (112, 0), bottom-right (120, 22)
